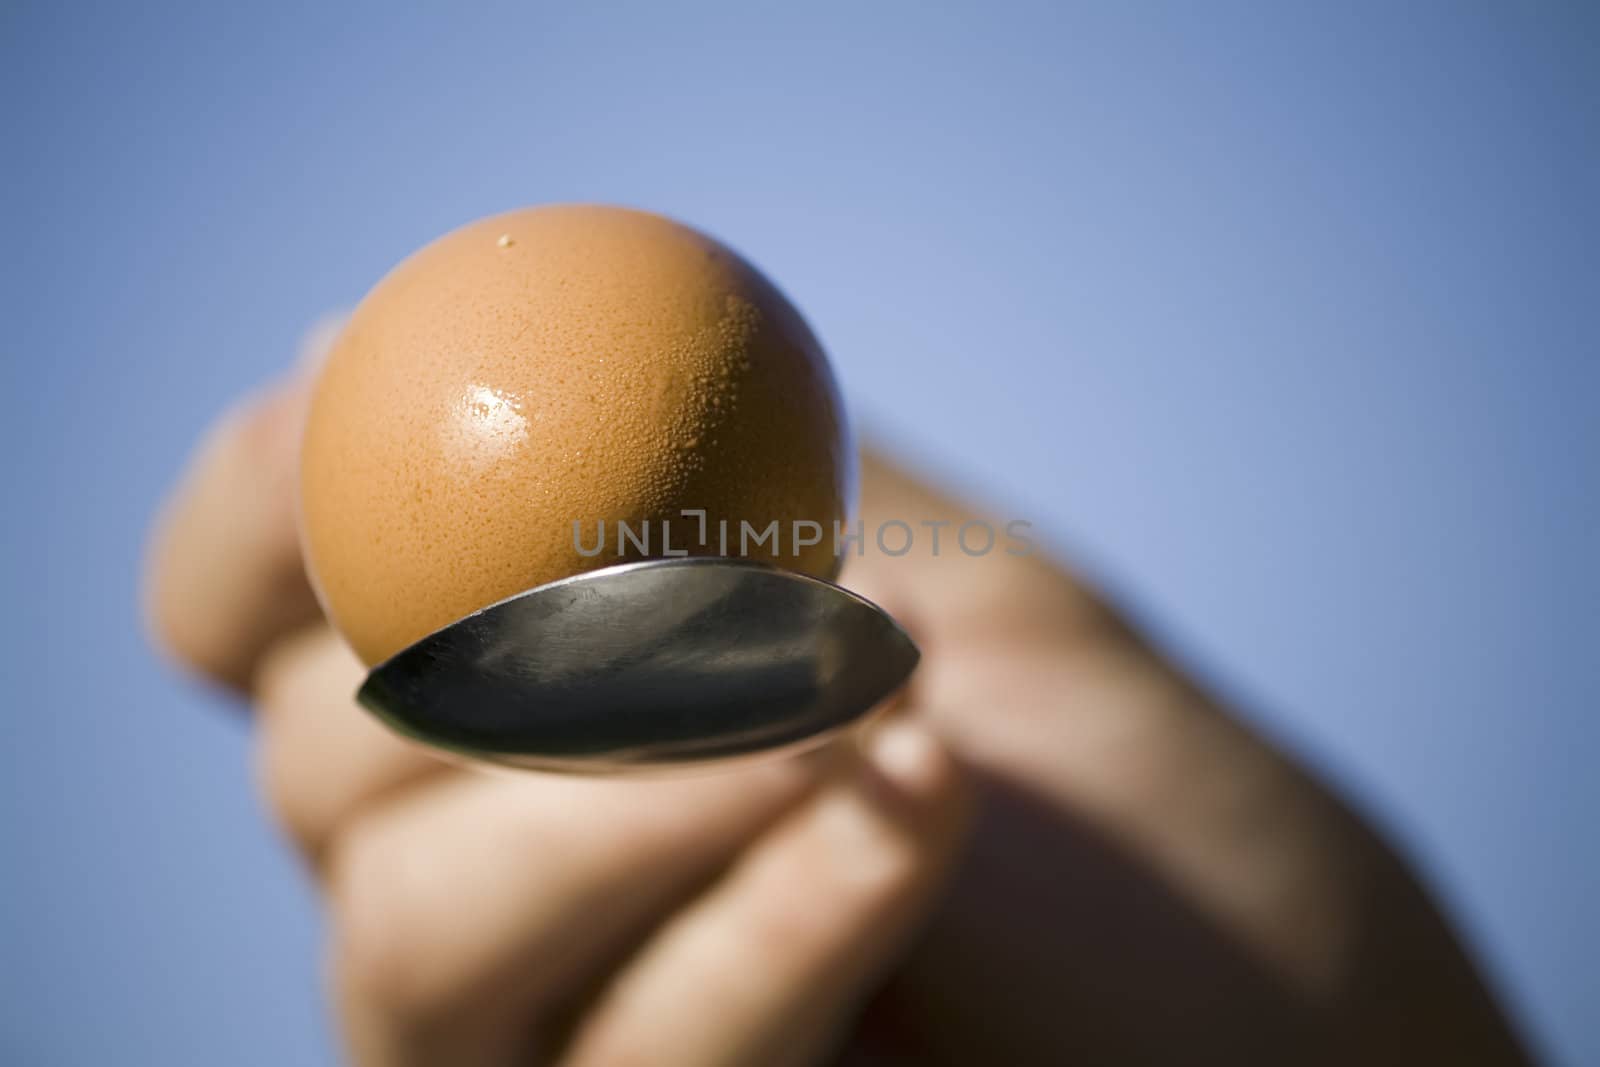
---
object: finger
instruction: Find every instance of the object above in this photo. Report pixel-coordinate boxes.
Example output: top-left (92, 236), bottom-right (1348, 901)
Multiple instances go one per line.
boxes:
top-left (847, 449), bottom-right (1115, 650)
top-left (326, 755), bottom-right (825, 1067)
top-left (562, 719), bottom-right (968, 1067)
top-left (144, 324), bottom-right (337, 691)
top-left (252, 625), bottom-right (451, 867)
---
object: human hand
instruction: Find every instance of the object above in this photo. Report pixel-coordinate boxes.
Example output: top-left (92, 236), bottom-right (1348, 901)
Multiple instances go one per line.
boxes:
top-left (145, 352), bottom-right (967, 1067)
top-left (147, 331), bottom-right (1531, 1066)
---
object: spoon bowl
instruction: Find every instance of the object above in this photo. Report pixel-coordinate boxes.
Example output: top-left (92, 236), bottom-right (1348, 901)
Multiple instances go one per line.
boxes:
top-left (356, 558), bottom-right (919, 773)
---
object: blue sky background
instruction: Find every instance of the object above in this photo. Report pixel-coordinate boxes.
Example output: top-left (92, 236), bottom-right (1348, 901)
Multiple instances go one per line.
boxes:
top-left (3, 2), bottom-right (1596, 1063)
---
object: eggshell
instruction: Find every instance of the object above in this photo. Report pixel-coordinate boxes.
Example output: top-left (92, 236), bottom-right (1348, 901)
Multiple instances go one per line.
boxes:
top-left (299, 204), bottom-right (853, 665)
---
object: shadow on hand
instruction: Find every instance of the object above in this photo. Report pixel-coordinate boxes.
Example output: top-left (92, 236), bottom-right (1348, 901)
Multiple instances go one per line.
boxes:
top-left (845, 769), bottom-right (1341, 1067)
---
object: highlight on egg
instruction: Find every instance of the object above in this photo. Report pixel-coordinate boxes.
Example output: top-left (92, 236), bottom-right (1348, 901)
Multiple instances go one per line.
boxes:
top-left (298, 204), bottom-right (855, 666)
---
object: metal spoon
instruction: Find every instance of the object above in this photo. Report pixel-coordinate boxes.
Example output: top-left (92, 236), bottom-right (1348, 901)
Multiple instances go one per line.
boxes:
top-left (356, 557), bottom-right (919, 773)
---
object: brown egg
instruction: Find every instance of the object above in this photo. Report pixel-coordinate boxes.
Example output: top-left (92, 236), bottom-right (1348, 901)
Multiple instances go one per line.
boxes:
top-left (299, 204), bottom-right (854, 666)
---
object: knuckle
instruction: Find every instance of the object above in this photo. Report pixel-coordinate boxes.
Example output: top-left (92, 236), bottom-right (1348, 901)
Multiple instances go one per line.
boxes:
top-left (755, 856), bottom-right (920, 960)
top-left (323, 828), bottom-right (447, 1028)
top-left (252, 717), bottom-right (318, 855)
top-left (142, 387), bottom-right (317, 689)
top-left (249, 637), bottom-right (324, 850)
top-left (829, 848), bottom-right (923, 923)
top-left (747, 901), bottom-right (832, 960)
top-left (819, 805), bottom-right (931, 908)
top-left (142, 513), bottom-right (236, 684)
